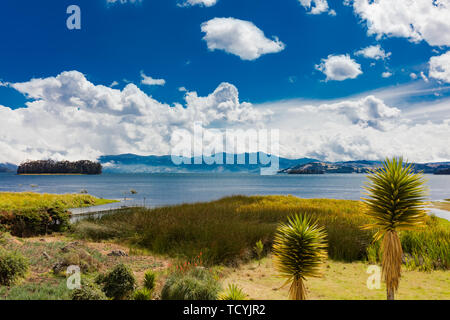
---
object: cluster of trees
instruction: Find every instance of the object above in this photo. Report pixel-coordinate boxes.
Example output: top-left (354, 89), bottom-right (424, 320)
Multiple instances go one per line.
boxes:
top-left (17, 160), bottom-right (102, 175)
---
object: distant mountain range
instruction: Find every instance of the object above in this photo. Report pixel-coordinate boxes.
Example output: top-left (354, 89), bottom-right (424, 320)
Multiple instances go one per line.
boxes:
top-left (98, 153), bottom-right (316, 174)
top-left (0, 163), bottom-right (17, 173)
top-left (98, 154), bottom-right (450, 175)
top-left (280, 161), bottom-right (450, 175)
top-left (2, 154), bottom-right (450, 174)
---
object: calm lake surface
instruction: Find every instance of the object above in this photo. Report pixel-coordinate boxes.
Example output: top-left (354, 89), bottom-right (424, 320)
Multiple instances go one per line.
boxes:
top-left (1, 172), bottom-right (449, 206)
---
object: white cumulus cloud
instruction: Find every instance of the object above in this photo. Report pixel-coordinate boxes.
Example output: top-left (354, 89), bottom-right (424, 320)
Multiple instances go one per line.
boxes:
top-left (315, 54), bottom-right (363, 81)
top-left (355, 44), bottom-right (391, 60)
top-left (2, 71), bottom-right (449, 165)
top-left (298, 0), bottom-right (331, 15)
top-left (201, 18), bottom-right (285, 61)
top-left (429, 51), bottom-right (450, 83)
top-left (351, 0), bottom-right (450, 46)
top-left (179, 0), bottom-right (218, 7)
top-left (0, 71), bottom-right (269, 164)
top-left (290, 95), bottom-right (400, 131)
top-left (107, 0), bottom-right (142, 4)
top-left (261, 94), bottom-right (450, 162)
top-left (140, 71), bottom-right (166, 86)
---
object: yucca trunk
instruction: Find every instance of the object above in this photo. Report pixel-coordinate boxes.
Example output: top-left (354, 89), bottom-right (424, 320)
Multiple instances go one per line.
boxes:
top-left (289, 277), bottom-right (307, 300)
top-left (382, 230), bottom-right (402, 300)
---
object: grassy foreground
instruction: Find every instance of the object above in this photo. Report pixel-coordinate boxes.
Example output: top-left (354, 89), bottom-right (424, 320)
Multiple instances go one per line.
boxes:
top-left (222, 257), bottom-right (450, 300)
top-left (0, 233), bottom-right (168, 300)
top-left (0, 233), bottom-right (448, 300)
top-left (1, 194), bottom-right (449, 300)
top-left (73, 195), bottom-right (450, 270)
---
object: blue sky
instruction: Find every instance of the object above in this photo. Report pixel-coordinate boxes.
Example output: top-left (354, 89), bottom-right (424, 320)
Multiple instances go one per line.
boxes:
top-left (0, 0), bottom-right (449, 163)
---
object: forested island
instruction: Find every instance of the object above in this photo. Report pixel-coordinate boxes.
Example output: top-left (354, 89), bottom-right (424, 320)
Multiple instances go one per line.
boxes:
top-left (17, 160), bottom-right (102, 175)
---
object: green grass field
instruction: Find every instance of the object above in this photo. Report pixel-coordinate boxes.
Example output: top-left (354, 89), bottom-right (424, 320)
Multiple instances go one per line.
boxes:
top-left (1, 195), bottom-right (449, 300)
top-left (0, 192), bottom-right (118, 237)
top-left (0, 192), bottom-right (117, 211)
top-left (73, 195), bottom-right (450, 269)
top-left (1, 232), bottom-right (448, 300)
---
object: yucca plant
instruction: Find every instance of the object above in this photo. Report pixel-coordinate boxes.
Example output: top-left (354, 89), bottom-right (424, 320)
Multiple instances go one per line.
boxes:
top-left (362, 157), bottom-right (428, 300)
top-left (133, 288), bottom-right (152, 300)
top-left (254, 240), bottom-right (264, 266)
top-left (272, 214), bottom-right (327, 300)
top-left (143, 270), bottom-right (156, 291)
top-left (219, 284), bottom-right (248, 300)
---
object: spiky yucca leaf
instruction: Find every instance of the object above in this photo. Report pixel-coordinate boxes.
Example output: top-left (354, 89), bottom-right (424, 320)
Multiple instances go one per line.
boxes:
top-left (362, 157), bottom-right (428, 300)
top-left (272, 214), bottom-right (327, 300)
top-left (219, 284), bottom-right (248, 300)
top-left (362, 157), bottom-right (428, 241)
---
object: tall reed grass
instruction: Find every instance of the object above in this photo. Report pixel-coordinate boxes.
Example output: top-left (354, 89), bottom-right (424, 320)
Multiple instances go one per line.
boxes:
top-left (72, 195), bottom-right (449, 268)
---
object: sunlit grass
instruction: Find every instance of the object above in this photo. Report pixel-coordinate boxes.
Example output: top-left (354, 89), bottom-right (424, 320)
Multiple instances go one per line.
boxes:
top-left (221, 257), bottom-right (450, 300)
top-left (72, 195), bottom-right (449, 269)
top-left (0, 192), bottom-right (117, 211)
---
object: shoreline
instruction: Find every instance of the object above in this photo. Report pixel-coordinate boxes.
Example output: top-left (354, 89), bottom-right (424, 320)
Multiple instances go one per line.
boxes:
top-left (67, 197), bottom-right (450, 223)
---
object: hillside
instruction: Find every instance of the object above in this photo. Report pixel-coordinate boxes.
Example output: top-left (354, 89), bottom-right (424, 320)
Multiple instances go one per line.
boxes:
top-left (99, 153), bottom-right (317, 173)
top-left (5, 155), bottom-right (450, 175)
top-left (0, 163), bottom-right (17, 173)
top-left (280, 161), bottom-right (450, 175)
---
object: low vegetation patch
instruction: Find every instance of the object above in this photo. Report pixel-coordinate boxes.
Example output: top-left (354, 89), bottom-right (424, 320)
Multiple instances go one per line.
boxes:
top-left (71, 280), bottom-right (106, 301)
top-left (219, 284), bottom-right (248, 300)
top-left (0, 192), bottom-right (117, 236)
top-left (0, 249), bottom-right (29, 286)
top-left (0, 232), bottom-right (169, 300)
top-left (133, 288), bottom-right (152, 300)
top-left (73, 195), bottom-right (450, 269)
top-left (161, 267), bottom-right (221, 300)
top-left (96, 263), bottom-right (136, 300)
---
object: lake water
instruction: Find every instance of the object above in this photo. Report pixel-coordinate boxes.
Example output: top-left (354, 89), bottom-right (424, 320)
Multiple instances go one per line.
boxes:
top-left (1, 172), bottom-right (449, 220)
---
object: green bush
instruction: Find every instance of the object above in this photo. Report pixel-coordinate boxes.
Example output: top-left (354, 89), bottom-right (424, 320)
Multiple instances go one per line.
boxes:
top-left (0, 250), bottom-right (29, 286)
top-left (133, 288), bottom-right (152, 300)
top-left (97, 264), bottom-right (136, 300)
top-left (71, 281), bottom-right (107, 300)
top-left (0, 207), bottom-right (70, 237)
top-left (219, 284), bottom-right (247, 300)
top-left (161, 267), bottom-right (221, 300)
top-left (143, 270), bottom-right (156, 291)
